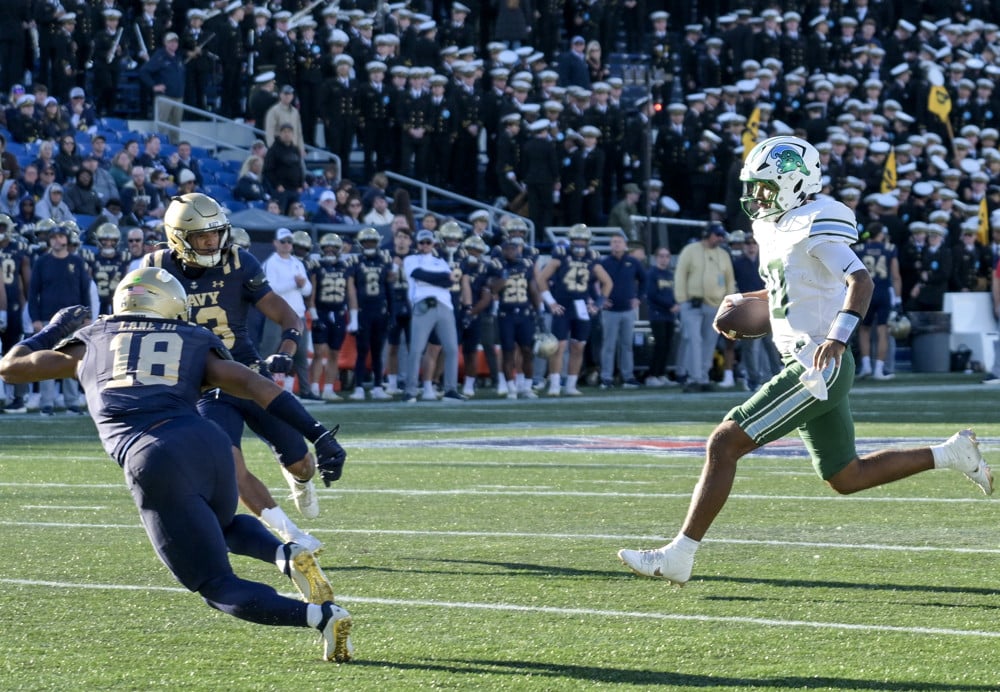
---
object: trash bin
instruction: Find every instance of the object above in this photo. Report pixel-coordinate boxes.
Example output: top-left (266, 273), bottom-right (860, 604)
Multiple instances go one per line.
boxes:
top-left (908, 311), bottom-right (951, 373)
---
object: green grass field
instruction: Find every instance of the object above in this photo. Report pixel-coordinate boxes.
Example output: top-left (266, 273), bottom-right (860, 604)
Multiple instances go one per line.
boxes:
top-left (1, 373), bottom-right (998, 691)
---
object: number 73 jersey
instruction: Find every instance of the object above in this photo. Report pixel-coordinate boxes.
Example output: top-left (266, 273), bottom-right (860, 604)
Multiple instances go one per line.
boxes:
top-left (752, 197), bottom-right (859, 353)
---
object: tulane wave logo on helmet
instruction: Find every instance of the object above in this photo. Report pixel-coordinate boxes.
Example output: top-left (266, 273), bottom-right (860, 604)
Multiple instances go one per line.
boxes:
top-left (768, 145), bottom-right (810, 175)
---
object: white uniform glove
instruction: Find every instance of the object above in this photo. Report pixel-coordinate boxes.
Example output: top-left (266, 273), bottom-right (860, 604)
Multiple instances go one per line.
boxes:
top-left (347, 309), bottom-right (359, 333)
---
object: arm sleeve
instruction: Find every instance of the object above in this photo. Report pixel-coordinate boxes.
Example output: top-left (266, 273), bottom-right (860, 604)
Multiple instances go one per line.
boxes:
top-left (809, 240), bottom-right (865, 283)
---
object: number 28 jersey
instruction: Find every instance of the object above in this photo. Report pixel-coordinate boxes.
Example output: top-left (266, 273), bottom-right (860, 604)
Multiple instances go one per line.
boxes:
top-left (752, 196), bottom-right (859, 354)
top-left (143, 247), bottom-right (272, 365)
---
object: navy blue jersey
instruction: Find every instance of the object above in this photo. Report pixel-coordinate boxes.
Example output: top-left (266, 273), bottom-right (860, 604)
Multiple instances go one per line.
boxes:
top-left (857, 240), bottom-right (896, 301)
top-left (492, 256), bottom-right (536, 310)
top-left (28, 253), bottom-right (92, 322)
top-left (143, 247), bottom-right (272, 365)
top-left (548, 245), bottom-right (602, 303)
top-left (89, 253), bottom-right (128, 309)
top-left (389, 249), bottom-right (412, 317)
top-left (69, 316), bottom-right (229, 465)
top-left (462, 254), bottom-right (494, 300)
top-left (310, 255), bottom-right (352, 314)
top-left (0, 240), bottom-right (29, 310)
top-left (442, 246), bottom-right (467, 302)
top-left (349, 249), bottom-right (393, 310)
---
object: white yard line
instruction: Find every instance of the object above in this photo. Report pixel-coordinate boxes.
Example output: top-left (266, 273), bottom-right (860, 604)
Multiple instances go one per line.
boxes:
top-left (2, 520), bottom-right (997, 554)
top-left (1, 577), bottom-right (996, 639)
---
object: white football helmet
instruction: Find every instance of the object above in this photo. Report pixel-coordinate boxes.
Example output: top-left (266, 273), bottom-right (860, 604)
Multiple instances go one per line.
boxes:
top-left (164, 193), bottom-right (231, 268)
top-left (113, 268), bottom-right (189, 321)
top-left (533, 331), bottom-right (559, 358)
top-left (739, 136), bottom-right (822, 221)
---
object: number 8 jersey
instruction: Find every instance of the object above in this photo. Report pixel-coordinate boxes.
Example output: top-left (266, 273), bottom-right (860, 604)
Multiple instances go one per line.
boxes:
top-left (143, 246), bottom-right (272, 365)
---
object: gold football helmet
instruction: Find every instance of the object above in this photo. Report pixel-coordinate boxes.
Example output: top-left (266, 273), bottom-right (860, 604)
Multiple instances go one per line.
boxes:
top-left (533, 331), bottom-right (559, 358)
top-left (439, 220), bottom-right (464, 243)
top-left (568, 223), bottom-right (591, 242)
top-left (462, 235), bottom-right (488, 254)
top-left (96, 222), bottom-right (122, 257)
top-left (0, 213), bottom-right (12, 239)
top-left (319, 233), bottom-right (343, 252)
top-left (291, 230), bottom-right (313, 251)
top-left (164, 193), bottom-right (231, 268)
top-left (229, 226), bottom-right (251, 249)
top-left (113, 268), bottom-right (189, 321)
top-left (357, 227), bottom-right (381, 256)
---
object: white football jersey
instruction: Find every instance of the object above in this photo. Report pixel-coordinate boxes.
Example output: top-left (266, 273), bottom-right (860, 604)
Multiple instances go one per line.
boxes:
top-left (752, 196), bottom-right (859, 354)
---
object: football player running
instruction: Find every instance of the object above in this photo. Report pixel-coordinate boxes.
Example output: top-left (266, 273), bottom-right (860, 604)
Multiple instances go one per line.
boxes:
top-left (0, 270), bottom-right (352, 661)
top-left (618, 136), bottom-right (993, 585)
top-left (143, 193), bottom-right (326, 552)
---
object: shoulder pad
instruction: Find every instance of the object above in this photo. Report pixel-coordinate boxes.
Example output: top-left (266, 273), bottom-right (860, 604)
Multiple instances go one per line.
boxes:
top-left (552, 244), bottom-right (568, 259)
top-left (247, 270), bottom-right (268, 291)
top-left (211, 343), bottom-right (235, 361)
top-left (808, 199), bottom-right (859, 243)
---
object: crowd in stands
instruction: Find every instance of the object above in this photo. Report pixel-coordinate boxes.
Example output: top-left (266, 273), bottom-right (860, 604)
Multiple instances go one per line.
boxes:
top-left (3, 1), bottom-right (1000, 409)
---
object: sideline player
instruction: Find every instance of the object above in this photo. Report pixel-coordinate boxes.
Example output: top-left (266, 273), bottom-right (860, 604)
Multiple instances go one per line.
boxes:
top-left (618, 136), bottom-right (993, 584)
top-left (0, 270), bottom-right (352, 661)
top-left (143, 193), bottom-right (322, 551)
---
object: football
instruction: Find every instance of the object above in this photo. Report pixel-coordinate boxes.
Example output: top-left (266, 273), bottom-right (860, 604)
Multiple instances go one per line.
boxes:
top-left (713, 297), bottom-right (771, 340)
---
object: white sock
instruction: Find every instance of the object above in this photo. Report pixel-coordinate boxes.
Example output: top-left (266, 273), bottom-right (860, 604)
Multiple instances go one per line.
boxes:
top-left (566, 374), bottom-right (578, 389)
top-left (323, 384), bottom-right (334, 396)
top-left (515, 373), bottom-right (525, 389)
top-left (464, 376), bottom-right (476, 388)
top-left (311, 383), bottom-right (320, 396)
top-left (669, 533), bottom-right (701, 555)
top-left (861, 356), bottom-right (871, 370)
top-left (497, 373), bottom-right (508, 387)
top-left (422, 380), bottom-right (435, 392)
top-left (931, 443), bottom-right (952, 469)
top-left (548, 373), bottom-right (561, 389)
top-left (306, 603), bottom-right (324, 628)
top-left (387, 374), bottom-right (398, 389)
top-left (260, 506), bottom-right (297, 534)
top-left (874, 360), bottom-right (885, 375)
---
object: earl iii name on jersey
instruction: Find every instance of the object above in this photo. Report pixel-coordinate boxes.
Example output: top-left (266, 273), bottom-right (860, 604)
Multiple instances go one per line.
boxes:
top-left (752, 196), bottom-right (860, 354)
top-left (142, 246), bottom-right (272, 365)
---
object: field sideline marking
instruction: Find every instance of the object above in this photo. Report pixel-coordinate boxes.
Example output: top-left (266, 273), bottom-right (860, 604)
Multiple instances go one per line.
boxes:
top-left (1, 577), bottom-right (997, 639)
top-left (2, 520), bottom-right (998, 554)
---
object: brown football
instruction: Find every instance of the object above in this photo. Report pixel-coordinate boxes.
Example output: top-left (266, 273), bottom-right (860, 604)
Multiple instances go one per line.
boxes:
top-left (713, 297), bottom-right (771, 340)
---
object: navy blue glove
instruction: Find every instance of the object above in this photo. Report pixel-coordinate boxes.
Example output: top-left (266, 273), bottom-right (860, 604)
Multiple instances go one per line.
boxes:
top-left (264, 351), bottom-right (294, 374)
top-left (23, 305), bottom-right (91, 352)
top-left (314, 425), bottom-right (346, 486)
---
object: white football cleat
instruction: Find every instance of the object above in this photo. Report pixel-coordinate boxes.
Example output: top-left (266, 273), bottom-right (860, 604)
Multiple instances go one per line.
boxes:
top-left (936, 429), bottom-right (994, 495)
top-left (348, 387), bottom-right (366, 401)
top-left (281, 466), bottom-right (320, 519)
top-left (563, 387), bottom-right (583, 396)
top-left (278, 542), bottom-right (335, 604)
top-left (617, 545), bottom-right (693, 585)
top-left (317, 601), bottom-right (353, 662)
top-left (370, 386), bottom-right (392, 400)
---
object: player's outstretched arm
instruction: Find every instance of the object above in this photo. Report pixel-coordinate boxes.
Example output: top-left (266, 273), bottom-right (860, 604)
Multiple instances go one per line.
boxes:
top-left (0, 305), bottom-right (91, 383)
top-left (205, 353), bottom-right (346, 485)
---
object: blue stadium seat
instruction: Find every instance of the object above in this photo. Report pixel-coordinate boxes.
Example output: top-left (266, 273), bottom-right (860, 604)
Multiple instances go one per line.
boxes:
top-left (214, 171), bottom-right (237, 187)
top-left (204, 184), bottom-right (234, 201)
top-left (223, 200), bottom-right (246, 213)
top-left (221, 158), bottom-right (242, 174)
top-left (100, 117), bottom-right (129, 132)
top-left (74, 214), bottom-right (97, 230)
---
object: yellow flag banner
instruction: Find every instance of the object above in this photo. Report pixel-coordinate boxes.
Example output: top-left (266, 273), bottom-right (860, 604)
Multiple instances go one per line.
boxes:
top-left (881, 146), bottom-right (896, 193)
top-left (741, 107), bottom-right (761, 160)
top-left (978, 196), bottom-right (990, 246)
top-left (928, 85), bottom-right (952, 124)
